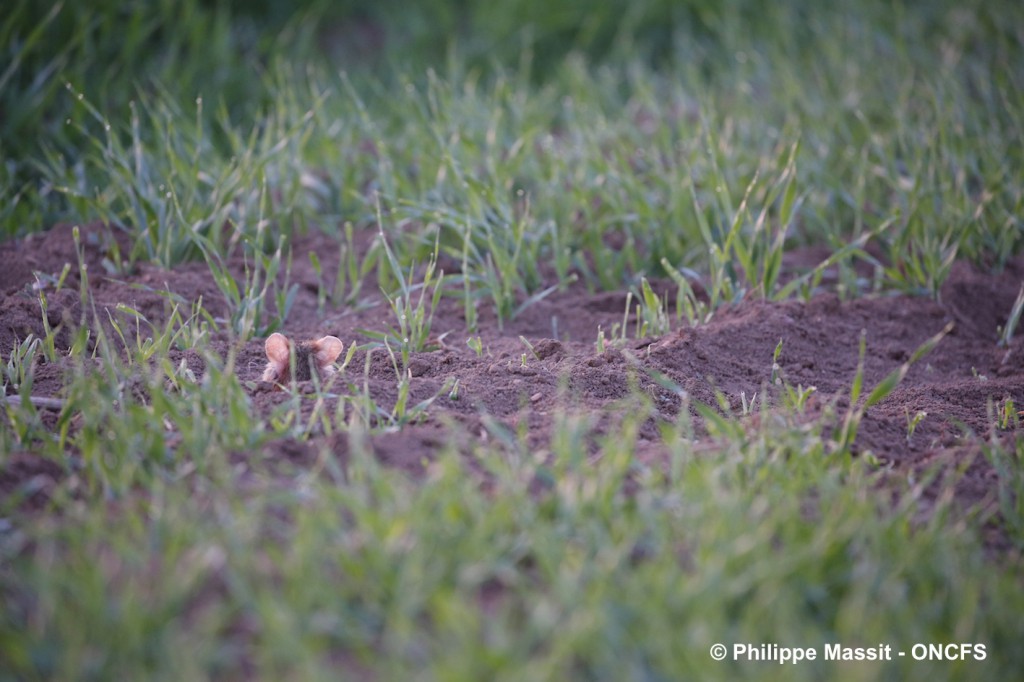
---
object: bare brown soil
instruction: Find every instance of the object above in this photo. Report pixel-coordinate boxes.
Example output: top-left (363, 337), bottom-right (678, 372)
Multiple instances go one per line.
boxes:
top-left (3, 223), bottom-right (1023, 548)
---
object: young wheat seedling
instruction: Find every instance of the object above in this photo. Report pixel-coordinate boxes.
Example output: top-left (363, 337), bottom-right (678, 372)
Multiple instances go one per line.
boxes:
top-left (906, 409), bottom-right (927, 442)
top-left (998, 284), bottom-right (1024, 349)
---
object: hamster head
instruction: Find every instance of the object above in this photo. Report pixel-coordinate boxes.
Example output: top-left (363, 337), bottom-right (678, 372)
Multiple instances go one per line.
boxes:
top-left (262, 333), bottom-right (344, 384)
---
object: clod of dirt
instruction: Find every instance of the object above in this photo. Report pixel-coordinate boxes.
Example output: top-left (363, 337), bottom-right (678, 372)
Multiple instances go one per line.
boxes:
top-left (532, 338), bottom-right (566, 360)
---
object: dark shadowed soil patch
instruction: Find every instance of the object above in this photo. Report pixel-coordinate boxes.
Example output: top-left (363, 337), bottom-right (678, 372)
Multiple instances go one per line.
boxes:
top-left (3, 223), bottom-right (1023, 548)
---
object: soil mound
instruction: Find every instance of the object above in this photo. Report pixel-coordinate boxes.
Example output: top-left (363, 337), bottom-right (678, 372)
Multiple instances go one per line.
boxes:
top-left (3, 225), bottom-right (1022, 543)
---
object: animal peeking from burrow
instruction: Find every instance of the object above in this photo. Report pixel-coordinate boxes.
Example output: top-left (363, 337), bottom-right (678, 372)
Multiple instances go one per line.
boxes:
top-left (262, 333), bottom-right (344, 385)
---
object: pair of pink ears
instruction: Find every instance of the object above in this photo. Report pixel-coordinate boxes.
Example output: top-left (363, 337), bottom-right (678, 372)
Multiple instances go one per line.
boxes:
top-left (263, 333), bottom-right (344, 383)
top-left (264, 333), bottom-right (344, 364)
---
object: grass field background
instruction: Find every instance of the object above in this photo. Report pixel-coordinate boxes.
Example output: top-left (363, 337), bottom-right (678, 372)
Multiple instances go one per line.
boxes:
top-left (2, 1), bottom-right (1024, 679)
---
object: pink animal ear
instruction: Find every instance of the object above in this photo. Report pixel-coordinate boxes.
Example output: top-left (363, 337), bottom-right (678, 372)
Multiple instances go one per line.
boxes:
top-left (265, 333), bottom-right (291, 364)
top-left (312, 336), bottom-right (344, 367)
